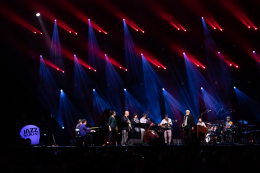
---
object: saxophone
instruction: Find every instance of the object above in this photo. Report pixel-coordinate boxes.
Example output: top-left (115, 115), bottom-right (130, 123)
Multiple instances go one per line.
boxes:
top-left (182, 116), bottom-right (187, 127)
top-left (127, 117), bottom-right (132, 129)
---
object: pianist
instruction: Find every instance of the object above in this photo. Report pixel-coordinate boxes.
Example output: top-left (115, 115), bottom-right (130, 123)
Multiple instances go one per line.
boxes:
top-left (80, 119), bottom-right (94, 146)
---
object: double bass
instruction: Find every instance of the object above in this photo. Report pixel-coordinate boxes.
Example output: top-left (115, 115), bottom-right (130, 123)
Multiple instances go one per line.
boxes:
top-left (143, 109), bottom-right (159, 143)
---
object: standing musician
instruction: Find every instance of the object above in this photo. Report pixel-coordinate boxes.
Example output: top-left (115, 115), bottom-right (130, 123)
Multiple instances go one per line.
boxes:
top-left (197, 117), bottom-right (206, 127)
top-left (225, 116), bottom-right (233, 143)
top-left (182, 110), bottom-right (196, 139)
top-left (160, 114), bottom-right (173, 145)
top-left (80, 119), bottom-right (95, 146)
top-left (140, 113), bottom-right (149, 144)
top-left (121, 111), bottom-right (131, 146)
top-left (108, 110), bottom-right (118, 146)
top-left (131, 113), bottom-right (140, 144)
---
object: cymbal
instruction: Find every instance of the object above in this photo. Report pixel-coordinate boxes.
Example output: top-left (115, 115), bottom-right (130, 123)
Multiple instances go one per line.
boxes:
top-left (238, 120), bottom-right (248, 124)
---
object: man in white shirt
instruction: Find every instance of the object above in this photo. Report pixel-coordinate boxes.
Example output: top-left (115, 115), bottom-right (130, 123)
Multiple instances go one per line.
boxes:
top-left (160, 115), bottom-right (173, 145)
top-left (140, 113), bottom-right (148, 143)
top-left (197, 117), bottom-right (206, 127)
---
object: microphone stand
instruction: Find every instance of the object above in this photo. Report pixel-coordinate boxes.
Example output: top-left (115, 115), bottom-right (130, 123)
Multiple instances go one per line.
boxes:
top-left (199, 109), bottom-right (210, 117)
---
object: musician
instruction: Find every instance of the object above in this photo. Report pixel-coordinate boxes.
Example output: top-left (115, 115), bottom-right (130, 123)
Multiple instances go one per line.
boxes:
top-left (140, 113), bottom-right (149, 143)
top-left (121, 111), bottom-right (131, 146)
top-left (108, 110), bottom-right (118, 146)
top-left (160, 115), bottom-right (173, 145)
top-left (197, 117), bottom-right (206, 127)
top-left (75, 119), bottom-right (82, 136)
top-left (131, 113), bottom-right (140, 144)
top-left (183, 110), bottom-right (195, 139)
top-left (80, 119), bottom-right (94, 146)
top-left (225, 116), bottom-right (233, 143)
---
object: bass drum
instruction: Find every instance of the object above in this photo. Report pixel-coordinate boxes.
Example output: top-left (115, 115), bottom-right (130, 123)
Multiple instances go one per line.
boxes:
top-left (205, 133), bottom-right (211, 143)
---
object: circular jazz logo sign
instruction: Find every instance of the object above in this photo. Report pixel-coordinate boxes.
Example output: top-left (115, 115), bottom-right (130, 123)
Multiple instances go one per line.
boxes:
top-left (20, 125), bottom-right (40, 145)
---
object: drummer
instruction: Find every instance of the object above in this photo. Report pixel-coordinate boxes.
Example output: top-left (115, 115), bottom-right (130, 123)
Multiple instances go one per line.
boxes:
top-left (197, 117), bottom-right (206, 127)
top-left (225, 116), bottom-right (233, 131)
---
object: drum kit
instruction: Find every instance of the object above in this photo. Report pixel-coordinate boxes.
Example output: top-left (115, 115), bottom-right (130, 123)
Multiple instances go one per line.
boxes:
top-left (204, 120), bottom-right (259, 144)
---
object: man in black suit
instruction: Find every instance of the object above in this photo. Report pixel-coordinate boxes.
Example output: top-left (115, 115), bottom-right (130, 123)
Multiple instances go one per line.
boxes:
top-left (183, 110), bottom-right (195, 139)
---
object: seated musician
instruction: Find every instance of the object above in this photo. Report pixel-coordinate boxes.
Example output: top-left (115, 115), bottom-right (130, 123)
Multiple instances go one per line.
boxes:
top-left (75, 119), bottom-right (82, 136)
top-left (131, 113), bottom-right (141, 144)
top-left (197, 117), bottom-right (206, 127)
top-left (140, 113), bottom-right (149, 144)
top-left (160, 115), bottom-right (173, 145)
top-left (80, 119), bottom-right (94, 146)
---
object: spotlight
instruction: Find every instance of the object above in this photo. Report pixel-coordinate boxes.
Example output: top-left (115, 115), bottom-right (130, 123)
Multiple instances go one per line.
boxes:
top-left (40, 33), bottom-right (42, 34)
top-left (197, 65), bottom-right (199, 67)
top-left (158, 66), bottom-right (160, 68)
top-left (255, 28), bottom-right (257, 30)
top-left (220, 29), bottom-right (223, 31)
top-left (93, 89), bottom-right (95, 91)
top-left (124, 88), bottom-right (126, 91)
top-left (88, 19), bottom-right (90, 21)
top-left (234, 86), bottom-right (236, 89)
top-left (230, 64), bottom-right (232, 66)
top-left (94, 70), bottom-right (96, 72)
top-left (201, 87), bottom-right (203, 90)
top-left (214, 27), bottom-right (216, 29)
top-left (120, 67), bottom-right (122, 69)
top-left (136, 29), bottom-right (138, 31)
top-left (36, 13), bottom-right (40, 17)
top-left (33, 31), bottom-right (36, 34)
top-left (62, 127), bottom-right (64, 129)
top-left (253, 51), bottom-right (255, 53)
top-left (69, 31), bottom-right (72, 33)
top-left (105, 32), bottom-right (107, 34)
top-left (57, 68), bottom-right (59, 70)
top-left (162, 88), bottom-right (165, 90)
top-left (60, 89), bottom-right (63, 92)
top-left (75, 33), bottom-right (77, 35)
top-left (141, 53), bottom-right (143, 55)
top-left (63, 71), bottom-right (65, 73)
top-left (236, 65), bottom-right (238, 68)
top-left (184, 29), bottom-right (187, 32)
top-left (89, 67), bottom-right (91, 69)
top-left (183, 52), bottom-right (185, 54)
top-left (105, 54), bottom-right (107, 56)
top-left (164, 68), bottom-right (166, 69)
top-left (54, 19), bottom-right (57, 22)
top-left (201, 17), bottom-right (204, 19)
top-left (125, 69), bottom-right (127, 71)
top-left (74, 54), bottom-right (76, 57)
top-left (203, 67), bottom-right (206, 69)
top-left (40, 55), bottom-right (42, 57)
top-left (218, 52), bottom-right (220, 54)
top-left (123, 19), bottom-right (125, 21)
top-left (142, 31), bottom-right (145, 33)
top-left (99, 30), bottom-right (101, 32)
top-left (248, 26), bottom-right (251, 29)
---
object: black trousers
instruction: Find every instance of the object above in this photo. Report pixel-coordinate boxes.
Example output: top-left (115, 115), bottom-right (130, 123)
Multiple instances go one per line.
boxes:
top-left (184, 126), bottom-right (193, 139)
top-left (109, 128), bottom-right (117, 146)
top-left (83, 134), bottom-right (93, 145)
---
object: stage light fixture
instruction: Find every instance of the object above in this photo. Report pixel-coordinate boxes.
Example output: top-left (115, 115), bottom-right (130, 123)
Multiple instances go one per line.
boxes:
top-left (201, 87), bottom-right (203, 90)
top-left (197, 65), bottom-right (199, 67)
top-left (123, 19), bottom-right (125, 21)
top-left (75, 33), bottom-right (77, 35)
top-left (164, 68), bottom-right (166, 69)
top-left (88, 19), bottom-right (90, 21)
top-left (54, 19), bottom-right (57, 22)
top-left (162, 88), bottom-right (165, 90)
top-left (183, 52), bottom-right (185, 54)
top-left (142, 31), bottom-right (145, 33)
top-left (62, 127), bottom-right (64, 129)
top-left (253, 51), bottom-right (255, 53)
top-left (248, 26), bottom-right (251, 28)
top-left (220, 29), bottom-right (223, 31)
top-left (74, 54), bottom-right (76, 57)
top-left (184, 29), bottom-right (187, 32)
top-left (99, 30), bottom-right (101, 32)
top-left (57, 68), bottom-right (59, 70)
top-left (89, 67), bottom-right (91, 69)
top-left (94, 70), bottom-right (96, 72)
top-left (141, 53), bottom-right (143, 55)
top-left (201, 17), bottom-right (204, 19)
top-left (93, 89), bottom-right (95, 91)
top-left (158, 66), bottom-right (160, 68)
top-left (69, 31), bottom-right (72, 33)
top-left (255, 28), bottom-right (257, 30)
top-left (36, 13), bottom-right (40, 17)
top-left (105, 32), bottom-right (107, 34)
top-left (60, 89), bottom-right (63, 92)
top-left (203, 67), bottom-right (206, 69)
top-left (125, 69), bottom-right (127, 71)
top-left (136, 29), bottom-right (138, 31)
top-left (234, 86), bottom-right (236, 89)
top-left (178, 28), bottom-right (180, 30)
top-left (40, 33), bottom-right (42, 34)
top-left (124, 89), bottom-right (126, 91)
top-left (230, 64), bottom-right (232, 66)
top-left (218, 52), bottom-right (220, 54)
top-left (236, 65), bottom-right (238, 68)
top-left (40, 55), bottom-right (42, 58)
top-left (214, 27), bottom-right (216, 29)
top-left (34, 31), bottom-right (36, 34)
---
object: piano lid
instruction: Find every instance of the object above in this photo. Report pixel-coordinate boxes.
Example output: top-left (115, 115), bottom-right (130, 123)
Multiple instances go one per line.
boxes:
top-left (93, 109), bottom-right (121, 127)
